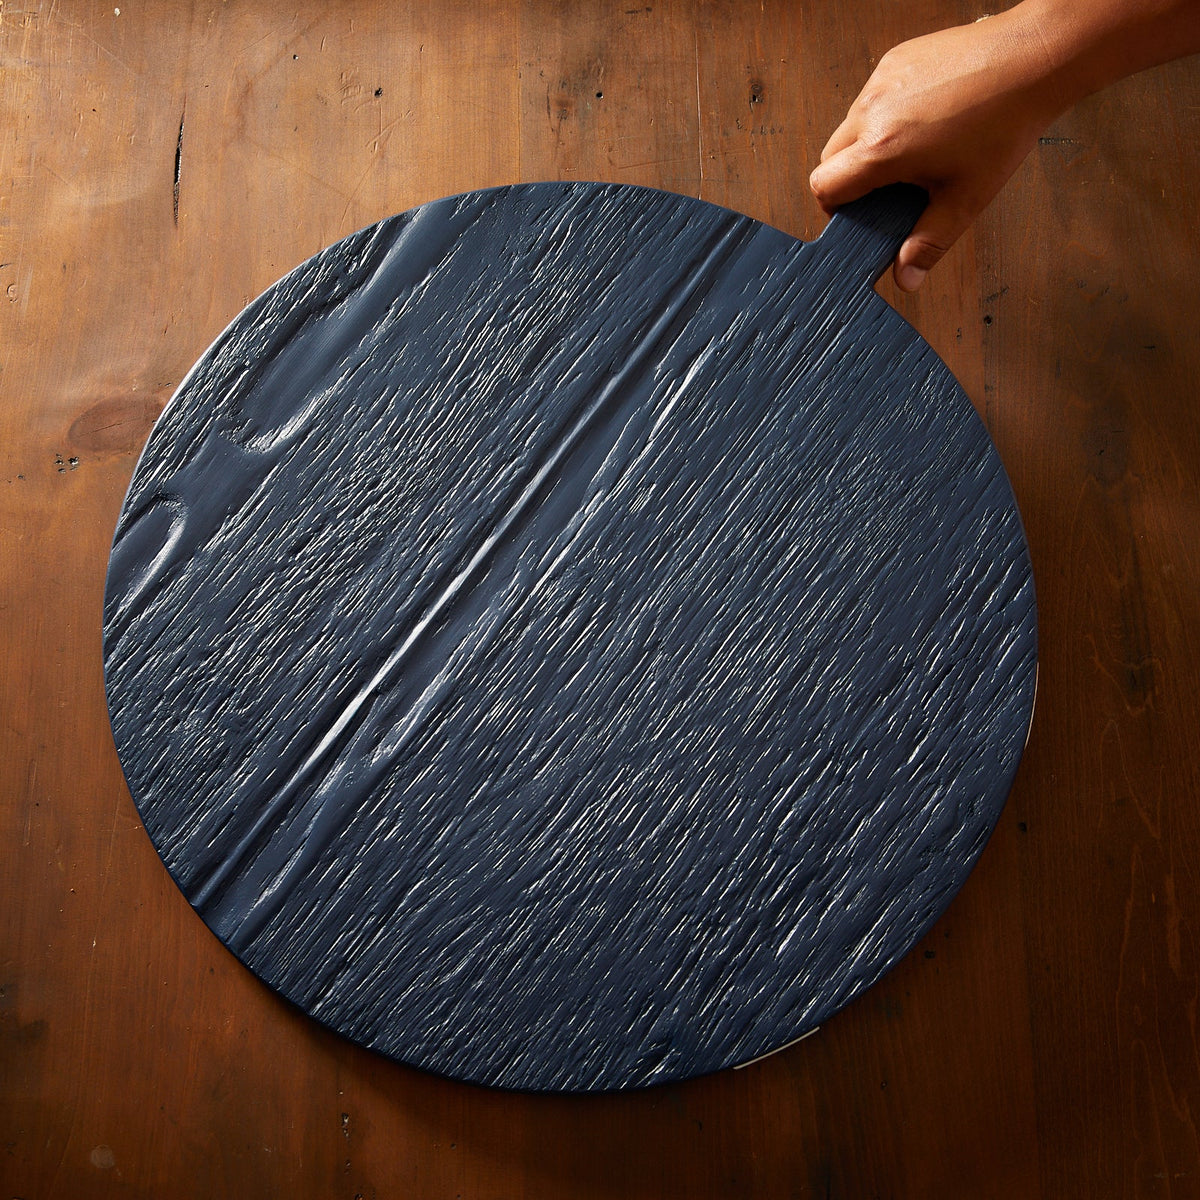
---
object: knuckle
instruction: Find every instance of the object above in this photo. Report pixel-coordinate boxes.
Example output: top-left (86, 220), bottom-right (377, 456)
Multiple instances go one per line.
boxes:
top-left (857, 124), bottom-right (899, 160)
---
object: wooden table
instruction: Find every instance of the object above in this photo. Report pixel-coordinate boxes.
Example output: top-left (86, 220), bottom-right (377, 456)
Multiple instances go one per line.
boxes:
top-left (3, 3), bottom-right (1197, 1196)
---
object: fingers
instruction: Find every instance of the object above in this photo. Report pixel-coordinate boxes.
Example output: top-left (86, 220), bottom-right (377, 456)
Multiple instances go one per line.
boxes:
top-left (813, 144), bottom-right (977, 291)
top-left (893, 200), bottom-right (974, 291)
top-left (809, 142), bottom-right (895, 213)
top-left (818, 116), bottom-right (858, 165)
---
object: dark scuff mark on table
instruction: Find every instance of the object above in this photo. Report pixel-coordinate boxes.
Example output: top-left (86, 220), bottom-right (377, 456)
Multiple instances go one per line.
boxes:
top-left (173, 103), bottom-right (185, 226)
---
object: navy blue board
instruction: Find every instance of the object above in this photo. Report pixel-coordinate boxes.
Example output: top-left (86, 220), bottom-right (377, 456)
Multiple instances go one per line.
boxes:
top-left (103, 182), bottom-right (1036, 1092)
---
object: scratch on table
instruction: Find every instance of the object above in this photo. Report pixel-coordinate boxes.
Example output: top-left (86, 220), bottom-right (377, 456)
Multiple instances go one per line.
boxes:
top-left (173, 101), bottom-right (185, 225)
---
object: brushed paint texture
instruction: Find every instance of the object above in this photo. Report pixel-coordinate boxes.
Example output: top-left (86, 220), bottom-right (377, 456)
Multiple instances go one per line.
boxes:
top-left (104, 182), bottom-right (1037, 1091)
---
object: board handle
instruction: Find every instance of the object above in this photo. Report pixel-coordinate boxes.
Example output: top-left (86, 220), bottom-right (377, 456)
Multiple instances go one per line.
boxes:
top-left (813, 183), bottom-right (929, 291)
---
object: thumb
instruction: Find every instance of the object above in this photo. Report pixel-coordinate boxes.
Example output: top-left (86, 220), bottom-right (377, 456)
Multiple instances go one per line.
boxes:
top-left (893, 197), bottom-right (975, 291)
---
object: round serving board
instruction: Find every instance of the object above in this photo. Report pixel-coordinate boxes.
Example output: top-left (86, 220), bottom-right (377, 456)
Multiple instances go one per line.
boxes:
top-left (104, 181), bottom-right (1036, 1091)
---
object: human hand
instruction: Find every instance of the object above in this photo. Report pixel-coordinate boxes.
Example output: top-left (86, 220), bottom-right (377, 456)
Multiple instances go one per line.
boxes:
top-left (810, 9), bottom-right (1071, 291)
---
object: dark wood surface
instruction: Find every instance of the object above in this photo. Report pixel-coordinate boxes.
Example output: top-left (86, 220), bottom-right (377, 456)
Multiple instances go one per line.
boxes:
top-left (1, 0), bottom-right (1196, 1194)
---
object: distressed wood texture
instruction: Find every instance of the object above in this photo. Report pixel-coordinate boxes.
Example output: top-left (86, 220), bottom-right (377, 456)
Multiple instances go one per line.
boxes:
top-left (102, 181), bottom-right (1035, 1091)
top-left (2, 0), bottom-right (1198, 1193)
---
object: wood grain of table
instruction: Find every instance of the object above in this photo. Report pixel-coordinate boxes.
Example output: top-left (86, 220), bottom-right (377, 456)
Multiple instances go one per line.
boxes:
top-left (2, 2), bottom-right (1197, 1197)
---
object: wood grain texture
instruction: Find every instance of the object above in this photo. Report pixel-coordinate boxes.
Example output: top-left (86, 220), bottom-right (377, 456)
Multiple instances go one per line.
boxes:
top-left (1, 0), bottom-right (1197, 1192)
top-left (102, 181), bottom-right (1034, 1091)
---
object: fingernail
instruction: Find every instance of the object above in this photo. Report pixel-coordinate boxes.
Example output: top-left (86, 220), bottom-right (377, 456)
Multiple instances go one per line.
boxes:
top-left (897, 264), bottom-right (927, 292)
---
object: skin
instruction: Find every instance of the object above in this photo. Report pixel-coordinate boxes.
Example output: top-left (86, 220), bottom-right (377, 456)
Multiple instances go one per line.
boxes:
top-left (810, 0), bottom-right (1200, 291)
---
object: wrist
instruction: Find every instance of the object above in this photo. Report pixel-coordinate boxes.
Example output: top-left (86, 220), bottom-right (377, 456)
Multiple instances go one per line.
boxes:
top-left (988, 0), bottom-right (1097, 116)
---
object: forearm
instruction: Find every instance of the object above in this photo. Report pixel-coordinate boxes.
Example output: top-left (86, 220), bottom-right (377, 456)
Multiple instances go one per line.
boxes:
top-left (1003, 0), bottom-right (1200, 111)
top-left (1021, 0), bottom-right (1200, 105)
